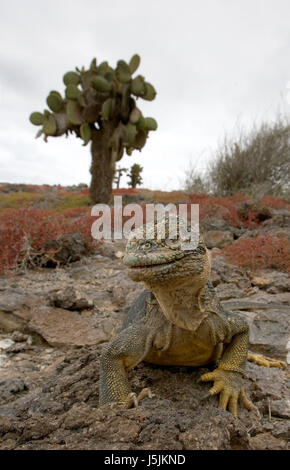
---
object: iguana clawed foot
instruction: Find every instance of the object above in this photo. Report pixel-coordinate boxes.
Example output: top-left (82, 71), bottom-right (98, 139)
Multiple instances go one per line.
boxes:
top-left (199, 369), bottom-right (253, 418)
top-left (247, 353), bottom-right (286, 369)
top-left (124, 387), bottom-right (154, 409)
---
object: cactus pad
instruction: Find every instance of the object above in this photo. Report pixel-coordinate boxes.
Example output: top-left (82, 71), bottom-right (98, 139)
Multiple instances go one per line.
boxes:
top-left (142, 82), bottom-right (156, 101)
top-left (126, 123), bottom-right (137, 146)
top-left (66, 101), bottom-right (83, 125)
top-left (96, 61), bottom-right (109, 75)
top-left (105, 70), bottom-right (115, 82)
top-left (29, 112), bottom-right (45, 126)
top-left (47, 93), bottom-right (63, 113)
top-left (131, 76), bottom-right (146, 96)
top-left (145, 117), bottom-right (158, 131)
top-left (126, 147), bottom-right (133, 156)
top-left (80, 122), bottom-right (91, 145)
top-left (129, 108), bottom-right (141, 124)
top-left (101, 98), bottom-right (114, 121)
top-left (92, 76), bottom-right (111, 93)
top-left (134, 130), bottom-right (147, 150)
top-left (65, 85), bottom-right (81, 100)
top-left (137, 115), bottom-right (146, 131)
top-left (50, 90), bottom-right (63, 100)
top-left (116, 60), bottom-right (131, 83)
top-left (90, 58), bottom-right (97, 71)
top-left (43, 115), bottom-right (57, 136)
top-left (129, 54), bottom-right (141, 74)
top-left (63, 71), bottom-right (80, 86)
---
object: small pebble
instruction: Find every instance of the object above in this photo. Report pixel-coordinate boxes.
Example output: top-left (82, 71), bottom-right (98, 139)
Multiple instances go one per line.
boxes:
top-left (0, 339), bottom-right (15, 350)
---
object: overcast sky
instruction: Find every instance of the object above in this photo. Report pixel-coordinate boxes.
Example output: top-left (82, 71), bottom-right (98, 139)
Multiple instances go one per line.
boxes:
top-left (0, 0), bottom-right (289, 190)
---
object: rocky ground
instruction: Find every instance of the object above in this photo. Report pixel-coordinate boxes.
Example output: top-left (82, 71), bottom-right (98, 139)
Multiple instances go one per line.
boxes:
top-left (0, 204), bottom-right (289, 450)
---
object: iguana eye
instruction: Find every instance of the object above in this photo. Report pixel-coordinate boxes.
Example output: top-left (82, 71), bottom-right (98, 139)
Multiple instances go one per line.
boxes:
top-left (143, 241), bottom-right (152, 250)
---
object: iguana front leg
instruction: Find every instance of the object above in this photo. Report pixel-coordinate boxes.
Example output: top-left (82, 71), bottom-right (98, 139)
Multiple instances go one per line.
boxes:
top-left (99, 321), bottom-right (153, 407)
top-left (200, 317), bottom-right (253, 417)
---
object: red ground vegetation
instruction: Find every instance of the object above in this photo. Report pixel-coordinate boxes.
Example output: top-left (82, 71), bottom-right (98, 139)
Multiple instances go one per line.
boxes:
top-left (0, 188), bottom-right (289, 274)
top-left (113, 188), bottom-right (139, 195)
top-left (0, 208), bottom-right (100, 273)
top-left (221, 235), bottom-right (290, 272)
top-left (188, 193), bottom-right (259, 228)
top-left (260, 195), bottom-right (290, 210)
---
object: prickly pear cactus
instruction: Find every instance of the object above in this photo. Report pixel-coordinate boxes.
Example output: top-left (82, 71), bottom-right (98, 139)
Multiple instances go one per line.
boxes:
top-left (29, 54), bottom-right (157, 203)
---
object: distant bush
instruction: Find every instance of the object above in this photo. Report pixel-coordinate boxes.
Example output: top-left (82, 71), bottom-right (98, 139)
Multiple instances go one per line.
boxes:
top-left (127, 164), bottom-right (143, 189)
top-left (221, 235), bottom-right (290, 272)
top-left (183, 116), bottom-right (290, 198)
top-left (208, 116), bottom-right (290, 197)
top-left (183, 164), bottom-right (210, 194)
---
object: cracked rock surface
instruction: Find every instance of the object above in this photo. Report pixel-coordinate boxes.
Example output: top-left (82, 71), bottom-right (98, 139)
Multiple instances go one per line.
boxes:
top-left (0, 242), bottom-right (289, 450)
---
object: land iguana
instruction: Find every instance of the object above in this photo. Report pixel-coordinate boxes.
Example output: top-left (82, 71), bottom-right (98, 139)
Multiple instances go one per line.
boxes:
top-left (99, 215), bottom-right (285, 417)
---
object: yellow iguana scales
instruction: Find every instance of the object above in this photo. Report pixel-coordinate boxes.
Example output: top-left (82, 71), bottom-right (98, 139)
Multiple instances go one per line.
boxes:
top-left (99, 215), bottom-right (285, 417)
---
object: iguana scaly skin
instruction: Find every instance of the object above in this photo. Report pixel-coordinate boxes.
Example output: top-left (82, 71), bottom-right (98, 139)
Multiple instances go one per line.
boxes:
top-left (99, 215), bottom-right (285, 417)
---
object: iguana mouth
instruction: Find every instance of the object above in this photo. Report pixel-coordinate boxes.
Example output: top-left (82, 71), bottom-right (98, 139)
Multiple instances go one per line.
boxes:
top-left (130, 260), bottom-right (176, 270)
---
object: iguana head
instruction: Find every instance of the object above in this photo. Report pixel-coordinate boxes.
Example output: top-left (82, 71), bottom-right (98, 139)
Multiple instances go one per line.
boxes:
top-left (123, 215), bottom-right (211, 288)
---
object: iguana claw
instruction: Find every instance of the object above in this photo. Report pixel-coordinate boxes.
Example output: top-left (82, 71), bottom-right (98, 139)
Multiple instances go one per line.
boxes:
top-left (199, 368), bottom-right (253, 418)
top-left (247, 353), bottom-right (286, 369)
top-left (124, 387), bottom-right (154, 408)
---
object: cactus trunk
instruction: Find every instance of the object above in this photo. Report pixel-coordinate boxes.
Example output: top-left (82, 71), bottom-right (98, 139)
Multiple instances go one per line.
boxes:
top-left (89, 128), bottom-right (114, 204)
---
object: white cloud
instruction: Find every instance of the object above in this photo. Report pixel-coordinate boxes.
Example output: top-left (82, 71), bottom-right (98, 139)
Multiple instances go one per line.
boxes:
top-left (0, 0), bottom-right (289, 190)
